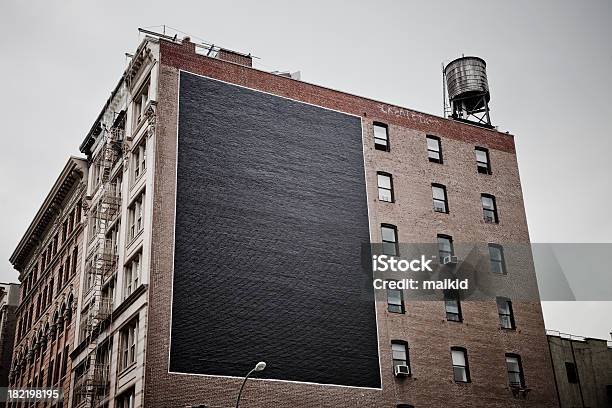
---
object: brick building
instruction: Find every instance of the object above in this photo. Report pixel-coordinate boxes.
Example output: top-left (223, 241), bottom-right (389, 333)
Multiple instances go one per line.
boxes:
top-left (547, 330), bottom-right (612, 407)
top-left (8, 32), bottom-right (559, 407)
top-left (0, 283), bottom-right (20, 391)
top-left (9, 157), bottom-right (87, 406)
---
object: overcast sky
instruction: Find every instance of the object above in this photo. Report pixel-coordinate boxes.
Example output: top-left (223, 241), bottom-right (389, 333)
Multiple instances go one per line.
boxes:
top-left (0, 0), bottom-right (610, 339)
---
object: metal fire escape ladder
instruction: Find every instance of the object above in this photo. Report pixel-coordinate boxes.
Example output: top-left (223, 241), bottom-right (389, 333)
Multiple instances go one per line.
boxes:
top-left (75, 127), bottom-right (123, 407)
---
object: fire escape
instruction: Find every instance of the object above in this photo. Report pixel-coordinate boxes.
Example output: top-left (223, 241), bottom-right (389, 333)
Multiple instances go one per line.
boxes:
top-left (74, 126), bottom-right (123, 407)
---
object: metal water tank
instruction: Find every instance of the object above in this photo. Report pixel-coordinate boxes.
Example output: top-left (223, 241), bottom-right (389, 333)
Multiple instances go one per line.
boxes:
top-left (444, 56), bottom-right (490, 107)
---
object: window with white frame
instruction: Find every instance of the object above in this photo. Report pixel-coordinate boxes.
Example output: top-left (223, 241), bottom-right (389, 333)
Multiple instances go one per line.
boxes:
top-left (105, 221), bottom-right (121, 266)
top-left (426, 135), bottom-right (443, 163)
top-left (481, 194), bottom-right (499, 223)
top-left (374, 123), bottom-right (390, 151)
top-left (387, 283), bottom-right (404, 313)
top-left (432, 184), bottom-right (449, 213)
top-left (488, 244), bottom-right (506, 274)
top-left (377, 172), bottom-right (394, 202)
top-left (437, 234), bottom-right (454, 263)
top-left (381, 224), bottom-right (399, 256)
top-left (451, 347), bottom-right (470, 382)
top-left (497, 297), bottom-right (515, 329)
top-left (116, 387), bottom-right (135, 408)
top-left (123, 252), bottom-right (141, 299)
top-left (506, 354), bottom-right (524, 387)
top-left (128, 191), bottom-right (145, 242)
top-left (119, 320), bottom-right (138, 372)
top-left (88, 204), bottom-right (101, 242)
top-left (132, 79), bottom-right (150, 128)
top-left (444, 290), bottom-right (462, 322)
top-left (391, 341), bottom-right (410, 374)
top-left (132, 139), bottom-right (147, 182)
top-left (475, 147), bottom-right (491, 174)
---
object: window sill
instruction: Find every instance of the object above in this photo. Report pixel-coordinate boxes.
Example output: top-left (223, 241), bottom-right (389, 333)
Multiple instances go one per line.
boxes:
top-left (126, 229), bottom-right (144, 248)
top-left (131, 172), bottom-right (146, 189)
top-left (118, 362), bottom-right (137, 379)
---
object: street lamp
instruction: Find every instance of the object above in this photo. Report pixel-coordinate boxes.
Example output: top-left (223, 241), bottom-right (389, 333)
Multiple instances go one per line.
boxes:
top-left (235, 361), bottom-right (266, 408)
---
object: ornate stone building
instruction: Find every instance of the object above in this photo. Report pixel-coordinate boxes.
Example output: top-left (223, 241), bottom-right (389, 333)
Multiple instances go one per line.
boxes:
top-left (9, 157), bottom-right (87, 406)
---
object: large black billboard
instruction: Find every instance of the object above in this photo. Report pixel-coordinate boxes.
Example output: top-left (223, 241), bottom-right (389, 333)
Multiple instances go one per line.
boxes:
top-left (169, 71), bottom-right (380, 388)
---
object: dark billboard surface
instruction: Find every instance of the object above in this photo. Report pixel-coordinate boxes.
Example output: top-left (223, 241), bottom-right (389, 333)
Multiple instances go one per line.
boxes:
top-left (170, 71), bottom-right (380, 388)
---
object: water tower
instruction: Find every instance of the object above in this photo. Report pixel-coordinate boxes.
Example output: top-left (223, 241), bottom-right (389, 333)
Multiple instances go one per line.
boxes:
top-left (444, 56), bottom-right (492, 127)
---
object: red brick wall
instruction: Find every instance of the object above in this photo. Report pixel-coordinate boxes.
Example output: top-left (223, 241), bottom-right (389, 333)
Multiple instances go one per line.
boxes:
top-left (144, 39), bottom-right (558, 407)
top-left (217, 48), bottom-right (253, 67)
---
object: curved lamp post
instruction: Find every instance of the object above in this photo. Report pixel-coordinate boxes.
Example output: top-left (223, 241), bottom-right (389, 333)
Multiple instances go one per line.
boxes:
top-left (235, 361), bottom-right (266, 408)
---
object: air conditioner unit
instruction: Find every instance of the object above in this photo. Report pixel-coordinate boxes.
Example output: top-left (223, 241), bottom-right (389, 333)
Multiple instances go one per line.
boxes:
top-left (433, 206), bottom-right (446, 213)
top-left (394, 365), bottom-right (410, 377)
top-left (442, 256), bottom-right (458, 265)
top-left (484, 215), bottom-right (495, 223)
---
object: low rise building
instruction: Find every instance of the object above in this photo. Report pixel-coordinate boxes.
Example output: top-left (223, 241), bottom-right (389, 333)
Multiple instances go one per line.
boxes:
top-left (547, 330), bottom-right (612, 408)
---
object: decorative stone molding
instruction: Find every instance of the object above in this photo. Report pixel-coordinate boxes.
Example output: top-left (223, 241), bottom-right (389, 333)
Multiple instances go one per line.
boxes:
top-left (122, 140), bottom-right (132, 165)
top-left (145, 102), bottom-right (157, 138)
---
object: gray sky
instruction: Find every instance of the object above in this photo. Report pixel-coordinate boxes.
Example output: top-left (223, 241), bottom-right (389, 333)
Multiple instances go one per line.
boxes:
top-left (1, 0), bottom-right (610, 339)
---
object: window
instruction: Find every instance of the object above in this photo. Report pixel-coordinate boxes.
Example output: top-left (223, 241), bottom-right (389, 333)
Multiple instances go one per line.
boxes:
top-left (377, 172), bottom-right (394, 202)
top-left (124, 252), bottom-right (142, 299)
top-left (106, 221), bottom-right (121, 270)
top-left (85, 255), bottom-right (97, 292)
top-left (95, 342), bottom-right (112, 388)
top-left (89, 203), bottom-right (101, 242)
top-left (488, 244), bottom-right (506, 274)
top-left (391, 341), bottom-right (410, 374)
top-left (381, 224), bottom-right (398, 256)
top-left (387, 283), bottom-right (404, 313)
top-left (505, 354), bottom-right (524, 387)
top-left (61, 346), bottom-right (68, 378)
top-left (444, 290), bottom-right (462, 322)
top-left (437, 234), bottom-right (454, 263)
top-left (112, 174), bottom-right (123, 199)
top-left (481, 194), bottom-right (498, 223)
top-left (47, 360), bottom-right (54, 387)
top-left (132, 139), bottom-right (147, 182)
top-left (426, 135), bottom-right (442, 163)
top-left (116, 387), bottom-right (135, 408)
top-left (565, 362), bottom-right (578, 384)
top-left (496, 297), bottom-right (515, 329)
top-left (374, 123), bottom-right (389, 151)
top-left (133, 79), bottom-right (150, 127)
top-left (71, 246), bottom-right (78, 276)
top-left (432, 184), bottom-right (449, 213)
top-left (475, 147), bottom-right (491, 174)
top-left (128, 191), bottom-right (146, 241)
top-left (451, 347), bottom-right (470, 382)
top-left (119, 319), bottom-right (138, 371)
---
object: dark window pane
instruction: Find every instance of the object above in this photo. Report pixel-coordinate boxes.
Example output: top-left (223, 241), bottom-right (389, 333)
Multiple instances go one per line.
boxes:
top-left (453, 366), bottom-right (467, 382)
top-left (565, 362), bottom-right (578, 383)
top-left (387, 287), bottom-right (403, 313)
top-left (437, 236), bottom-right (453, 261)
top-left (489, 244), bottom-right (505, 273)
